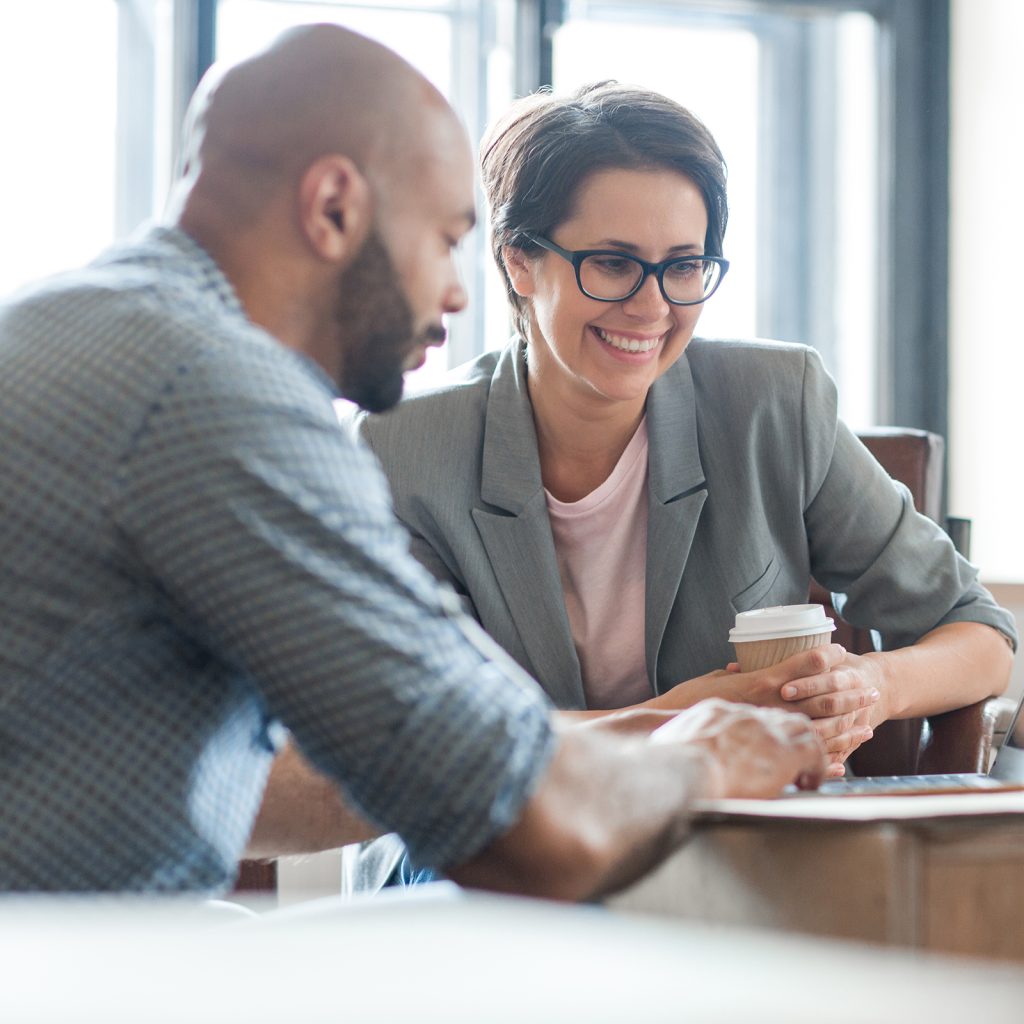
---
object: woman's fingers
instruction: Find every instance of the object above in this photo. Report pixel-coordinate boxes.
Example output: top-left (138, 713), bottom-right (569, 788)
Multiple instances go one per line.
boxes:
top-left (786, 684), bottom-right (880, 719)
top-left (817, 722), bottom-right (874, 755)
top-left (773, 646), bottom-right (847, 695)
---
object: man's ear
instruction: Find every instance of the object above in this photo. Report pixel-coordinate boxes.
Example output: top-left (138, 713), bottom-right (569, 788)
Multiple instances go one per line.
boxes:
top-left (502, 244), bottom-right (536, 298)
top-left (299, 155), bottom-right (371, 262)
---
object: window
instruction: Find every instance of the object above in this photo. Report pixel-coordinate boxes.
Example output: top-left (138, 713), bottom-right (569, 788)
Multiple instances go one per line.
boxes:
top-left (549, 1), bottom-right (881, 427)
top-left (9, 1), bottom-right (1014, 577)
top-left (0, 0), bottom-right (183, 298)
top-left (0, 1), bottom-right (120, 297)
top-left (0, 0), bottom-right (516, 392)
top-left (1, 1), bottom-right (950, 450)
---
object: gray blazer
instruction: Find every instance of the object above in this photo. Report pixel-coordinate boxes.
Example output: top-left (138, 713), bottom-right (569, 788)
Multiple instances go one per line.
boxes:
top-left (358, 337), bottom-right (1016, 711)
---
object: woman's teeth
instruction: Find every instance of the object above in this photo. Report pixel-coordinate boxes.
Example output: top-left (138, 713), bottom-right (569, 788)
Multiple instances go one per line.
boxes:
top-left (595, 328), bottom-right (661, 353)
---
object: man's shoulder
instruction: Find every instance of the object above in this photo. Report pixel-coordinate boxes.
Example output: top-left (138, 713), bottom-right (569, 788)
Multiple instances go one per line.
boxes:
top-left (1, 232), bottom-right (337, 438)
top-left (2, 231), bottom-right (224, 354)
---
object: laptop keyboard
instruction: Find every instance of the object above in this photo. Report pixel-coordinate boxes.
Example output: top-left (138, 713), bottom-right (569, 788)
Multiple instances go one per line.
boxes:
top-left (815, 773), bottom-right (1009, 795)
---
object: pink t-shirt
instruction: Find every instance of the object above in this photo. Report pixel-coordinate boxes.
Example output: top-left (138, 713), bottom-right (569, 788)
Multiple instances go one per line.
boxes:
top-left (545, 419), bottom-right (651, 710)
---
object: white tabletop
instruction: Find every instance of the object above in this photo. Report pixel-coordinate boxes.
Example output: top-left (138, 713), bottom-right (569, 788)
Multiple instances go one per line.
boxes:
top-left (2, 885), bottom-right (1023, 1022)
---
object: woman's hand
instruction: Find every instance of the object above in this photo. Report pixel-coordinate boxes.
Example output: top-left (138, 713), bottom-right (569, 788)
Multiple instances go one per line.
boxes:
top-left (777, 649), bottom-right (888, 776)
top-left (651, 645), bottom-right (880, 777)
top-left (659, 642), bottom-right (877, 708)
top-left (578, 645), bottom-right (883, 774)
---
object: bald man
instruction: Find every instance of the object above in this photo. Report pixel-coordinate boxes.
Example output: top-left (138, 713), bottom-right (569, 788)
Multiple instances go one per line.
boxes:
top-left (0, 25), bottom-right (826, 898)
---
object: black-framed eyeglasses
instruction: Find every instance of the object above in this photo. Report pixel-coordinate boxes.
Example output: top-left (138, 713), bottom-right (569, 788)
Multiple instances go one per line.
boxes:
top-left (523, 232), bottom-right (729, 306)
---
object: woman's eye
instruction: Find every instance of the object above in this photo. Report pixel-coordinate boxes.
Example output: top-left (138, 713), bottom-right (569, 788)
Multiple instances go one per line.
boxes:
top-left (590, 256), bottom-right (634, 275)
top-left (666, 260), bottom-right (701, 280)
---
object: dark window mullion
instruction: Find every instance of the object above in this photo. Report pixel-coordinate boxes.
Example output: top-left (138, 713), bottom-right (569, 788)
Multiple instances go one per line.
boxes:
top-left (517, 0), bottom-right (564, 92)
top-left (882, 0), bottom-right (949, 440)
top-left (196, 0), bottom-right (218, 83)
top-left (171, 0), bottom-right (218, 172)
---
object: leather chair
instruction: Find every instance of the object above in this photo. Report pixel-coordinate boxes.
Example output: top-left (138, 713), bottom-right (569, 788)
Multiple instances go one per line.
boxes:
top-left (810, 427), bottom-right (998, 776)
top-left (234, 859), bottom-right (277, 894)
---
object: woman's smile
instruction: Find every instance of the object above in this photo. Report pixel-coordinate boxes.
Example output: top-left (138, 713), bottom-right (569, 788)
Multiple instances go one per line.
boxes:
top-left (591, 325), bottom-right (668, 358)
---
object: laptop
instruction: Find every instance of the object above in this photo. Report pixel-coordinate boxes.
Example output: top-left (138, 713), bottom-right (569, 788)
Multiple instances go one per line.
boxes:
top-left (808, 693), bottom-right (1024, 796)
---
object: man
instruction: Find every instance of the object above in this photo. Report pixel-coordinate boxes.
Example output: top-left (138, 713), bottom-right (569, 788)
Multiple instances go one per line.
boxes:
top-left (0, 25), bottom-right (828, 898)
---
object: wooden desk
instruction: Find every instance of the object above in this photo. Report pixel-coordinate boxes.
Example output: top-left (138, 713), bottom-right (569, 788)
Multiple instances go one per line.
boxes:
top-left (609, 791), bottom-right (1024, 962)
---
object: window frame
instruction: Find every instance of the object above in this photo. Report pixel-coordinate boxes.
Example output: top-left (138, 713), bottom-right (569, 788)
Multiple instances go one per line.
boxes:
top-left (173, 0), bottom-right (949, 439)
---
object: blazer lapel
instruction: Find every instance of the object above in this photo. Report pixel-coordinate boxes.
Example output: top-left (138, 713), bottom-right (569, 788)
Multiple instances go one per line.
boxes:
top-left (645, 356), bottom-right (708, 690)
top-left (474, 344), bottom-right (585, 708)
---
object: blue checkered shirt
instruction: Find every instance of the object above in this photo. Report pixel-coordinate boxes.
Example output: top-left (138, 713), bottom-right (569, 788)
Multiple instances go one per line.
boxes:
top-left (0, 226), bottom-right (555, 893)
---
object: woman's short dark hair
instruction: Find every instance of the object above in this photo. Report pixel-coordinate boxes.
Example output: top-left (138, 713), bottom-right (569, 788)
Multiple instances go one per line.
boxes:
top-left (480, 81), bottom-right (729, 337)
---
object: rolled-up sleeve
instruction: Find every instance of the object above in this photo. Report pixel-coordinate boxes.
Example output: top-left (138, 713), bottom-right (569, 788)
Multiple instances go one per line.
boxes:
top-left (112, 343), bottom-right (555, 871)
top-left (799, 349), bottom-right (1018, 652)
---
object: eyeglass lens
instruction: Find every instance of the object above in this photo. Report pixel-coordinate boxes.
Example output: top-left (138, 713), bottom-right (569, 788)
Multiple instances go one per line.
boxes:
top-left (579, 254), bottom-right (722, 303)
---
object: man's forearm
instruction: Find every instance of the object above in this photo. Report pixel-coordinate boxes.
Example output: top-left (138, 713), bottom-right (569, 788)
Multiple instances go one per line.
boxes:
top-left (447, 722), bottom-right (709, 902)
top-left (447, 702), bottom-right (826, 902)
top-left (245, 742), bottom-right (380, 859)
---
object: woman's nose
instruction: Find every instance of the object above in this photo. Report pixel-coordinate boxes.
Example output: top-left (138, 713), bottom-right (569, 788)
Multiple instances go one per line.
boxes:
top-left (620, 271), bottom-right (670, 318)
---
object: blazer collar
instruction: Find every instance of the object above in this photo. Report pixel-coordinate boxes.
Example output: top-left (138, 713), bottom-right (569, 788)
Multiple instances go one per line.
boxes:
top-left (646, 352), bottom-right (706, 501)
top-left (480, 340), bottom-right (544, 513)
top-left (474, 340), bottom-right (581, 704)
top-left (643, 350), bottom-right (708, 691)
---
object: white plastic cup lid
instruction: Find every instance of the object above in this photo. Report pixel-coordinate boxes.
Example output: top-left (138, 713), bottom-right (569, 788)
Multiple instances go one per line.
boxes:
top-left (728, 603), bottom-right (835, 644)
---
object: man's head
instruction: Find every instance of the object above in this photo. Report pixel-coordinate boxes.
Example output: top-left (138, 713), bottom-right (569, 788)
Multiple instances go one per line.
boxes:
top-left (170, 24), bottom-right (476, 411)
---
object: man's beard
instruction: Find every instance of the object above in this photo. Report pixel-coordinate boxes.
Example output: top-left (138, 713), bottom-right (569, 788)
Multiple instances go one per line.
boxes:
top-left (334, 228), bottom-right (439, 414)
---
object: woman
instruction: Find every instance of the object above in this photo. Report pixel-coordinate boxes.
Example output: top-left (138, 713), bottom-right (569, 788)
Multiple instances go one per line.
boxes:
top-left (357, 82), bottom-right (1015, 783)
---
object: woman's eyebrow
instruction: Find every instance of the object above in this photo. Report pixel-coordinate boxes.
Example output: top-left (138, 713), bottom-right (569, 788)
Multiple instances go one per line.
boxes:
top-left (594, 238), bottom-right (704, 255)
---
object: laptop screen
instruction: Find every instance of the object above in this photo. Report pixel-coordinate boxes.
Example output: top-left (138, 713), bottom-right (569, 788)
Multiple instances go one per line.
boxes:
top-left (990, 696), bottom-right (1024, 781)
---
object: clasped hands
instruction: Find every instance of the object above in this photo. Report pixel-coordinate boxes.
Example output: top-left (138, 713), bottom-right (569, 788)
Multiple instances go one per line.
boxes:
top-left (713, 644), bottom-right (883, 778)
top-left (571, 644), bottom-right (887, 798)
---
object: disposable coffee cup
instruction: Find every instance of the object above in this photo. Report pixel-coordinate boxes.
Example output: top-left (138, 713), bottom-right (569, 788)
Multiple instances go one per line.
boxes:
top-left (728, 604), bottom-right (835, 672)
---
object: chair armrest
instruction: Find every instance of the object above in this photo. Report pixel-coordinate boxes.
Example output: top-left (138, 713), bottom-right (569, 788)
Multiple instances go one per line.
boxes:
top-left (233, 859), bottom-right (278, 894)
top-left (917, 698), bottom-right (1000, 775)
top-left (848, 718), bottom-right (925, 776)
top-left (849, 697), bottom-right (1004, 777)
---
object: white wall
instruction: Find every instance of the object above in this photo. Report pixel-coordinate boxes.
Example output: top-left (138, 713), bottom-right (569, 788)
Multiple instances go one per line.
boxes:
top-left (949, 0), bottom-right (1024, 585)
top-left (949, 0), bottom-right (1023, 699)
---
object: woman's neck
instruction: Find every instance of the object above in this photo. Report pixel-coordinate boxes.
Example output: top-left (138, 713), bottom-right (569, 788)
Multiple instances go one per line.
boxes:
top-left (527, 362), bottom-right (647, 504)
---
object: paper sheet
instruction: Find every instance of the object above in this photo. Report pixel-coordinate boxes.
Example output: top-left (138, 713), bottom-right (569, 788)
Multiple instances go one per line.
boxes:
top-left (693, 789), bottom-right (1024, 823)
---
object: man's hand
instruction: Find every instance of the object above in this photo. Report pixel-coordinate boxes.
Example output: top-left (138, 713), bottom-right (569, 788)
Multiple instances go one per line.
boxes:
top-left (649, 698), bottom-right (827, 798)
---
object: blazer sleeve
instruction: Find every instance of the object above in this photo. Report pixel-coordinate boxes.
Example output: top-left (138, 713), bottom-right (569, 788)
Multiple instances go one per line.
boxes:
top-left (799, 349), bottom-right (1018, 651)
